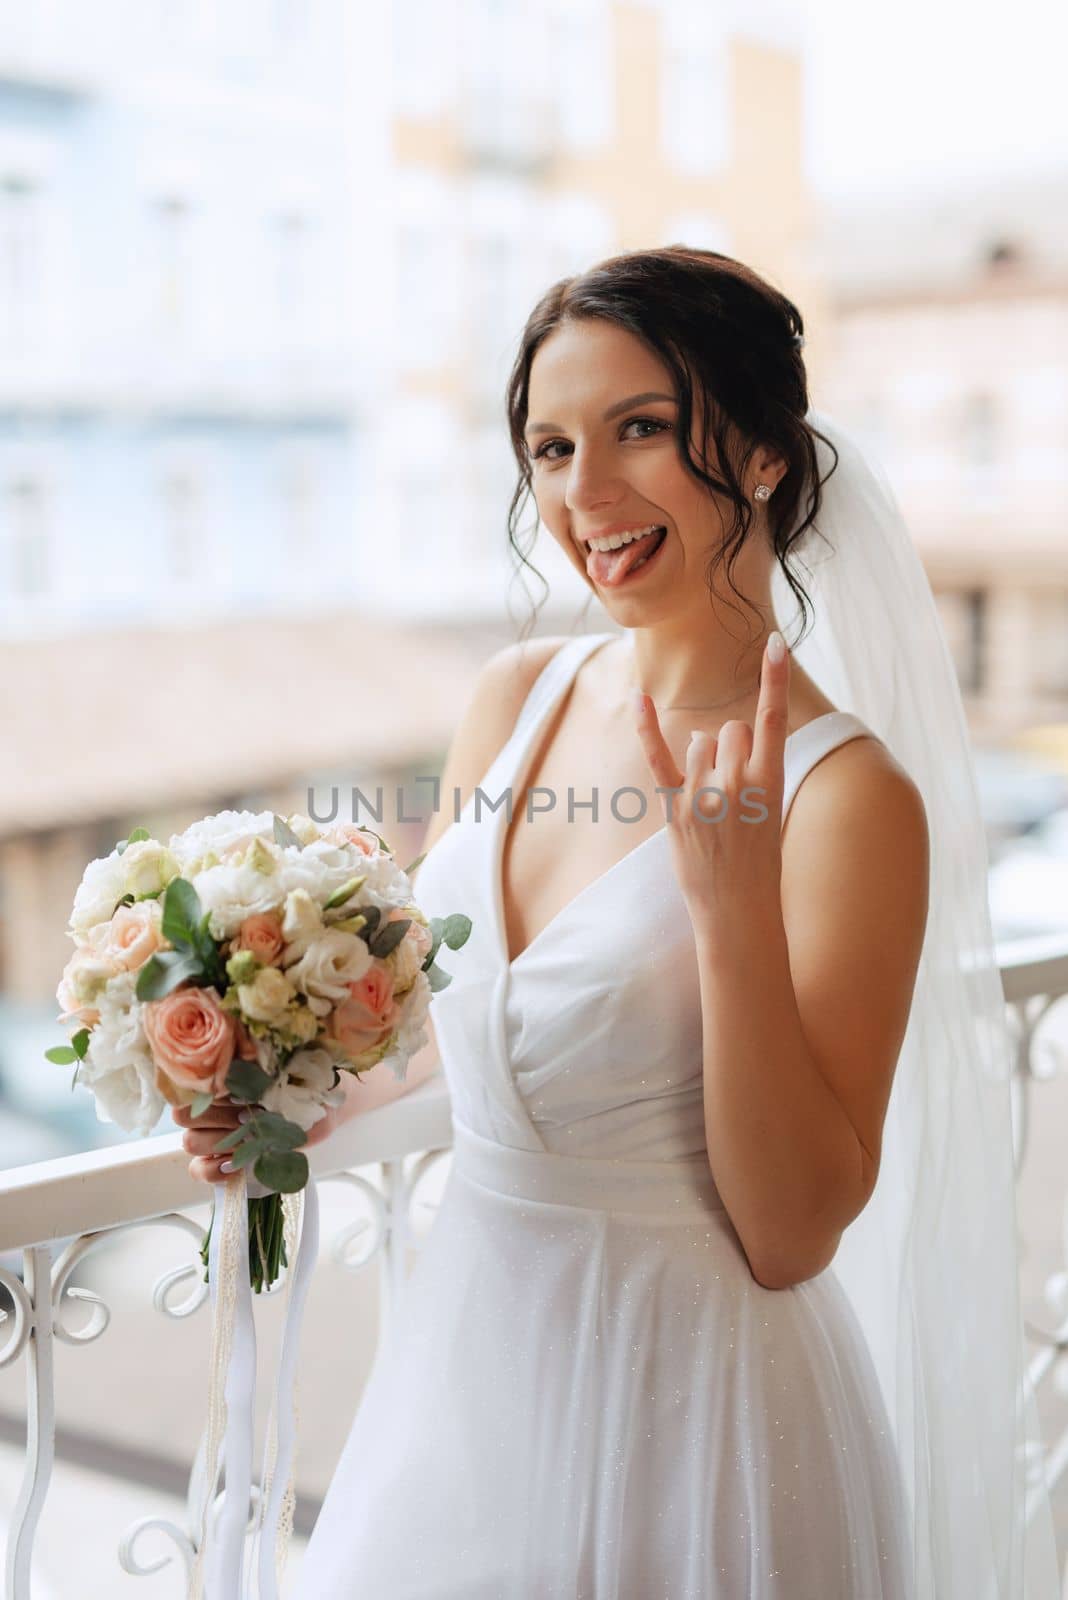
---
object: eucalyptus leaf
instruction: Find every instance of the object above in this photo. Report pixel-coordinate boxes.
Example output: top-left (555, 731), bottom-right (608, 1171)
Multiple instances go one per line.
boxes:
top-left (426, 962), bottom-right (452, 992)
top-left (254, 1149), bottom-right (309, 1193)
top-left (190, 1091), bottom-right (214, 1118)
top-left (369, 918), bottom-right (410, 958)
top-left (249, 1112), bottom-right (307, 1151)
top-left (441, 913), bottom-right (472, 950)
top-left (273, 815), bottom-right (303, 850)
top-left (225, 1059), bottom-right (273, 1103)
top-left (45, 1045), bottom-right (77, 1065)
top-left (230, 1138), bottom-right (270, 1171)
top-left (354, 905), bottom-right (382, 942)
top-left (72, 1028), bottom-right (90, 1059)
top-left (212, 1125), bottom-right (249, 1154)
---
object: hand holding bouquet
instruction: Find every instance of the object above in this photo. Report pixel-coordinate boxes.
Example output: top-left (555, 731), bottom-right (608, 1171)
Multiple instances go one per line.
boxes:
top-left (47, 809), bottom-right (470, 1290)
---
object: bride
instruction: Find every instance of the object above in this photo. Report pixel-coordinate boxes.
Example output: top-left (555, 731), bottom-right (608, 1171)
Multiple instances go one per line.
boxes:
top-left (178, 246), bottom-right (1059, 1596)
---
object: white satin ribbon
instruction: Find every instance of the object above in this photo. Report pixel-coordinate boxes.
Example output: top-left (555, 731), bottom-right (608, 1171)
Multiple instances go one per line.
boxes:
top-left (189, 1174), bottom-right (321, 1598)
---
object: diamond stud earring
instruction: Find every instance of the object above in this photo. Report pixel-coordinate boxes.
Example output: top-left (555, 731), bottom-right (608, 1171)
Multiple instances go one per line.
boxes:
top-left (753, 484), bottom-right (772, 502)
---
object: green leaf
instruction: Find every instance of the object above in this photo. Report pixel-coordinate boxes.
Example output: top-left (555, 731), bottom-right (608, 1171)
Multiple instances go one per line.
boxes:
top-left (225, 1059), bottom-right (273, 1103)
top-left (127, 827), bottom-right (150, 845)
top-left (422, 917), bottom-right (444, 971)
top-left (230, 1138), bottom-right (270, 1171)
top-left (45, 1045), bottom-right (77, 1064)
top-left (441, 913), bottom-right (472, 950)
top-left (160, 877), bottom-right (203, 947)
top-left (273, 815), bottom-right (303, 850)
top-left (190, 1091), bottom-right (214, 1118)
top-left (212, 1125), bottom-right (249, 1154)
top-left (369, 917), bottom-right (409, 958)
top-left (250, 1112), bottom-right (307, 1150)
top-left (402, 851), bottom-right (426, 877)
top-left (135, 949), bottom-right (204, 1001)
top-left (354, 905), bottom-right (381, 942)
top-left (426, 962), bottom-right (452, 992)
top-left (71, 1028), bottom-right (90, 1059)
top-left (71, 1061), bottom-right (80, 1091)
top-left (254, 1149), bottom-right (309, 1194)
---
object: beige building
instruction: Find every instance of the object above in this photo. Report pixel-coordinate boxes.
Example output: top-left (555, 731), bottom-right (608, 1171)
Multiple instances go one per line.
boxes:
top-left (815, 174), bottom-right (1068, 741)
top-left (2, 1), bottom-right (820, 1010)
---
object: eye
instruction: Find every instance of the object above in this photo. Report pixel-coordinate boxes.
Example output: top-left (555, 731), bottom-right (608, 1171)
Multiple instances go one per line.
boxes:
top-left (531, 416), bottom-right (673, 463)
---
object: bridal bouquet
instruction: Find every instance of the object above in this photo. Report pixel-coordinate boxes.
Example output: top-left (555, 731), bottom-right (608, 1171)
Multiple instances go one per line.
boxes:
top-left (47, 809), bottom-right (469, 1291)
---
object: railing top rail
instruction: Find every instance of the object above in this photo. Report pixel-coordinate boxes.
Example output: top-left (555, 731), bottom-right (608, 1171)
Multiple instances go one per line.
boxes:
top-left (0, 1075), bottom-right (453, 1253)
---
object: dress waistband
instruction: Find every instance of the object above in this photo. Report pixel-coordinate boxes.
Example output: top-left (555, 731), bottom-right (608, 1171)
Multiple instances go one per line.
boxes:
top-left (449, 1118), bottom-right (728, 1220)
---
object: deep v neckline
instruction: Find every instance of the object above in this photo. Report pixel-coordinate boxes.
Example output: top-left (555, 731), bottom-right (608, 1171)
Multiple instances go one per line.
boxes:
top-left (491, 633), bottom-right (854, 972)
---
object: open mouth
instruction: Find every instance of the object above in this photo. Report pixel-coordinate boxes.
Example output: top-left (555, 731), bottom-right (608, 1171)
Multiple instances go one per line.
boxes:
top-left (584, 526), bottom-right (668, 589)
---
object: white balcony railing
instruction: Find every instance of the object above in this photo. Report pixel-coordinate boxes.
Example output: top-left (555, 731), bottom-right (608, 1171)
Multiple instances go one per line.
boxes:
top-left (2, 935), bottom-right (1068, 1596)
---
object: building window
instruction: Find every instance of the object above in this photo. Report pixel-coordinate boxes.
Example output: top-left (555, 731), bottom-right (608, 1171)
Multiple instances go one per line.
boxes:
top-left (271, 209), bottom-right (310, 340)
top-left (161, 470), bottom-right (201, 583)
top-left (4, 476), bottom-right (50, 599)
top-left (660, 14), bottom-right (728, 176)
top-left (961, 392), bottom-right (998, 470)
top-left (280, 456), bottom-right (319, 571)
top-left (0, 174), bottom-right (40, 354)
top-left (961, 588), bottom-right (987, 694)
top-left (153, 194), bottom-right (193, 341)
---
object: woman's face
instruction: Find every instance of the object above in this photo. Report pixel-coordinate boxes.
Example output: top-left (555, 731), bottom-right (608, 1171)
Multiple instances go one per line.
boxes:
top-left (525, 318), bottom-right (776, 625)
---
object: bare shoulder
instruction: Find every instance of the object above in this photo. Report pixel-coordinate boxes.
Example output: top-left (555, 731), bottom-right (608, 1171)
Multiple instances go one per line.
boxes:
top-left (781, 729), bottom-right (930, 935)
top-left (419, 635), bottom-right (573, 857)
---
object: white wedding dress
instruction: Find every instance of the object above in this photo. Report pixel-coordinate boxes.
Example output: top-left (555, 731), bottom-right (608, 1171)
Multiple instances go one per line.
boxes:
top-left (296, 631), bottom-right (915, 1599)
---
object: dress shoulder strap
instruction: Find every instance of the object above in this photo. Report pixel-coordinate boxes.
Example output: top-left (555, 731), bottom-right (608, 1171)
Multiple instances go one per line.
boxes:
top-left (782, 711), bottom-right (875, 824)
top-left (507, 632), bottom-right (616, 754)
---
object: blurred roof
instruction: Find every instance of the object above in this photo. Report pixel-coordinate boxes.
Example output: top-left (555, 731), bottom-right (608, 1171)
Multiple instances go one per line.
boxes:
top-left (1, 613), bottom-right (499, 838)
top-left (816, 169), bottom-right (1068, 305)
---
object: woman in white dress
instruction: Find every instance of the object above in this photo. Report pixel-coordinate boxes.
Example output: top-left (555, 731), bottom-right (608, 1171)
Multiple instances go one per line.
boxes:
top-left (179, 247), bottom-right (1059, 1596)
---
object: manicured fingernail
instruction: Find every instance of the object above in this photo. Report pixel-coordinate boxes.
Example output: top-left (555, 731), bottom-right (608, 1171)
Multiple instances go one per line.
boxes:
top-left (767, 630), bottom-right (786, 663)
top-left (220, 1160), bottom-right (235, 1173)
top-left (237, 1110), bottom-right (251, 1124)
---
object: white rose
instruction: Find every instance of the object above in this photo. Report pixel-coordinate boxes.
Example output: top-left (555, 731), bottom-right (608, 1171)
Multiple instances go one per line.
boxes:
top-left (121, 840), bottom-right (181, 900)
top-left (70, 853), bottom-right (127, 937)
top-left (237, 966), bottom-right (296, 1024)
top-left (260, 1046), bottom-right (343, 1132)
top-left (286, 929), bottom-right (371, 1004)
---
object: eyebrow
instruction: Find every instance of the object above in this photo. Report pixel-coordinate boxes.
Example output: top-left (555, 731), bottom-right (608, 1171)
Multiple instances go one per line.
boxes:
top-left (524, 391), bottom-right (677, 439)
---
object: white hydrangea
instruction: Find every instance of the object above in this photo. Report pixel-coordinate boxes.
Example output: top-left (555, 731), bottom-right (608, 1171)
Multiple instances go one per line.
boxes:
top-left (168, 809), bottom-right (276, 867)
top-left (78, 970), bottom-right (165, 1135)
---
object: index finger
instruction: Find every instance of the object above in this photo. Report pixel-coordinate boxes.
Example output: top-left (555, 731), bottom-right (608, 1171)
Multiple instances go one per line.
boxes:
top-left (751, 630), bottom-right (790, 773)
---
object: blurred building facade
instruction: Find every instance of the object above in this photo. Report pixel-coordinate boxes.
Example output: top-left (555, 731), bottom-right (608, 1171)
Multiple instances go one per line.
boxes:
top-left (817, 175), bottom-right (1068, 741)
top-left (0, 0), bottom-right (817, 1033)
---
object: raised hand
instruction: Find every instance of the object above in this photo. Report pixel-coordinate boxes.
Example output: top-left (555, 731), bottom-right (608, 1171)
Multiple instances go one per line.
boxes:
top-left (633, 631), bottom-right (790, 925)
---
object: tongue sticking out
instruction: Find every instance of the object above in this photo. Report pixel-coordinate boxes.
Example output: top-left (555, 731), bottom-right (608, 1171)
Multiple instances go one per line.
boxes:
top-left (586, 527), bottom-right (665, 587)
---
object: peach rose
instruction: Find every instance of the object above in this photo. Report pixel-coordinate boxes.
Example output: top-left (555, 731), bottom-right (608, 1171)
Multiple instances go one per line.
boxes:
top-left (234, 910), bottom-right (284, 966)
top-left (327, 962), bottom-right (398, 1058)
top-left (56, 944), bottom-right (119, 1028)
top-left (325, 823), bottom-right (379, 855)
top-left (143, 986), bottom-right (237, 1101)
top-left (102, 902), bottom-right (166, 973)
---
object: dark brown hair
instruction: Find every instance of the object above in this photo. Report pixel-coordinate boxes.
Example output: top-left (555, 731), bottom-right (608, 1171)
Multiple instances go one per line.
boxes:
top-left (504, 244), bottom-right (838, 645)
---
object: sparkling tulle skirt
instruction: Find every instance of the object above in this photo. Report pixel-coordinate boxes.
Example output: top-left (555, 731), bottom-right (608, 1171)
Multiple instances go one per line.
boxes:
top-left (295, 1121), bottom-right (914, 1599)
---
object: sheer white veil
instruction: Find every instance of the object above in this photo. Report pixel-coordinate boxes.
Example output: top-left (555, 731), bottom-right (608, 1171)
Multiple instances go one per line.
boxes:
top-left (772, 409), bottom-right (1061, 1596)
